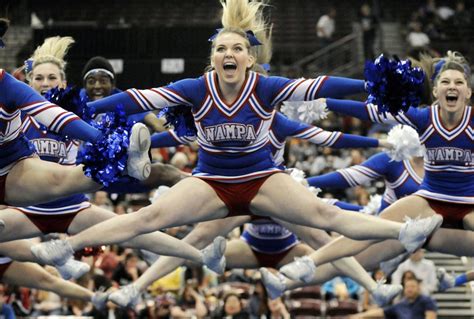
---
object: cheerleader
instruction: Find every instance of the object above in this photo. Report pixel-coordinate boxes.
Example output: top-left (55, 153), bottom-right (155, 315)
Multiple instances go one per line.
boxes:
top-left (269, 50), bottom-right (474, 290)
top-left (100, 104), bottom-right (403, 306)
top-left (1, 36), bottom-right (226, 277)
top-left (0, 19), bottom-right (150, 208)
top-left (308, 152), bottom-right (424, 214)
top-left (32, 0), bottom-right (440, 298)
top-left (0, 243), bottom-right (107, 310)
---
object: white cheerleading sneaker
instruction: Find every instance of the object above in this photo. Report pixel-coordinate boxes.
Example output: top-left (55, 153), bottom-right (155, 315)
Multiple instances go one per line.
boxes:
top-left (371, 281), bottom-right (403, 306)
top-left (127, 123), bottom-right (151, 181)
top-left (109, 284), bottom-right (140, 308)
top-left (398, 215), bottom-right (443, 253)
top-left (437, 268), bottom-right (455, 292)
top-left (201, 236), bottom-right (226, 275)
top-left (31, 239), bottom-right (74, 266)
top-left (260, 267), bottom-right (286, 300)
top-left (139, 249), bottom-right (160, 266)
top-left (91, 291), bottom-right (109, 310)
top-left (379, 252), bottom-right (409, 278)
top-left (280, 256), bottom-right (316, 283)
top-left (57, 258), bottom-right (90, 280)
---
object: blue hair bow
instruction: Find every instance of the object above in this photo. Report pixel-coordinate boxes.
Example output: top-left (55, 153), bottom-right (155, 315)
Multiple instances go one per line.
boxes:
top-left (260, 63), bottom-right (270, 71)
top-left (208, 28), bottom-right (262, 46)
top-left (24, 59), bottom-right (34, 74)
top-left (431, 60), bottom-right (445, 82)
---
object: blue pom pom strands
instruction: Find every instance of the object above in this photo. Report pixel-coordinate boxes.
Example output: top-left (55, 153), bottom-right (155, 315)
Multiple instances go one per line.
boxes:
top-left (158, 105), bottom-right (196, 137)
top-left (364, 55), bottom-right (425, 116)
top-left (76, 105), bottom-right (133, 186)
top-left (44, 86), bottom-right (86, 115)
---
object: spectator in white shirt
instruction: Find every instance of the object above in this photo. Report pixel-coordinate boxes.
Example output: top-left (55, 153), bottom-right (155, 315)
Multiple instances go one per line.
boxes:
top-left (316, 7), bottom-right (336, 46)
top-left (391, 249), bottom-right (438, 295)
top-left (407, 22), bottom-right (430, 57)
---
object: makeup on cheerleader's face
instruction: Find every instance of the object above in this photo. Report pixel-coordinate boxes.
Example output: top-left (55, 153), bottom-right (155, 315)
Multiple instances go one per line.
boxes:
top-left (434, 69), bottom-right (471, 114)
top-left (30, 62), bottom-right (65, 96)
top-left (212, 32), bottom-right (253, 85)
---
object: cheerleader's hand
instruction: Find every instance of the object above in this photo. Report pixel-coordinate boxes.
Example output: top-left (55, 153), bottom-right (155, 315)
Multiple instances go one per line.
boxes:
top-left (378, 139), bottom-right (394, 149)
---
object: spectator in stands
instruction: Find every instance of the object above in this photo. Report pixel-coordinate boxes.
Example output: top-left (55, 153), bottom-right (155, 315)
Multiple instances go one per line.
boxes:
top-left (81, 56), bottom-right (117, 101)
top-left (401, 270), bottom-right (417, 284)
top-left (436, 4), bottom-right (454, 21)
top-left (81, 56), bottom-right (165, 133)
top-left (453, 1), bottom-right (471, 28)
top-left (391, 250), bottom-right (437, 295)
top-left (322, 276), bottom-right (361, 301)
top-left (30, 268), bottom-right (63, 316)
top-left (91, 191), bottom-right (114, 211)
top-left (0, 284), bottom-right (15, 319)
top-left (216, 292), bottom-right (249, 319)
top-left (112, 251), bottom-right (142, 287)
top-left (170, 280), bottom-right (208, 318)
top-left (359, 3), bottom-right (378, 61)
top-left (419, 0), bottom-right (439, 24)
top-left (247, 280), bottom-right (269, 318)
top-left (316, 7), bottom-right (337, 47)
top-left (153, 293), bottom-right (176, 318)
top-left (267, 297), bottom-right (290, 319)
top-left (350, 277), bottom-right (437, 319)
top-left (406, 22), bottom-right (430, 57)
top-left (170, 151), bottom-right (190, 171)
top-left (114, 201), bottom-right (128, 215)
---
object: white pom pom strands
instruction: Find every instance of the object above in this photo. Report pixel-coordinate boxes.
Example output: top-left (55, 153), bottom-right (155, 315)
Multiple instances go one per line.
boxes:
top-left (386, 125), bottom-right (425, 161)
top-left (360, 194), bottom-right (382, 215)
top-left (288, 168), bottom-right (309, 187)
top-left (281, 99), bottom-right (328, 123)
top-left (286, 169), bottom-right (322, 197)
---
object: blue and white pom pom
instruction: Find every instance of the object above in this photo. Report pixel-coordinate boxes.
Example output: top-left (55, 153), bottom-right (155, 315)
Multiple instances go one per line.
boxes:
top-left (360, 194), bottom-right (382, 215)
top-left (281, 99), bottom-right (328, 123)
top-left (44, 86), bottom-right (86, 116)
top-left (365, 54), bottom-right (425, 115)
top-left (158, 105), bottom-right (196, 137)
top-left (386, 125), bottom-right (424, 161)
top-left (77, 105), bottom-right (133, 186)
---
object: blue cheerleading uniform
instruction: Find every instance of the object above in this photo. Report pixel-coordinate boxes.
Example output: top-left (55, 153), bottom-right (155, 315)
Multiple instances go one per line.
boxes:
top-left (325, 98), bottom-right (474, 205)
top-left (151, 110), bottom-right (379, 168)
top-left (151, 110), bottom-right (369, 261)
top-left (16, 115), bottom-right (90, 220)
top-left (12, 85), bottom-right (150, 225)
top-left (307, 152), bottom-right (423, 213)
top-left (0, 70), bottom-right (103, 204)
top-left (89, 72), bottom-right (366, 183)
top-left (0, 71), bottom-right (104, 174)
